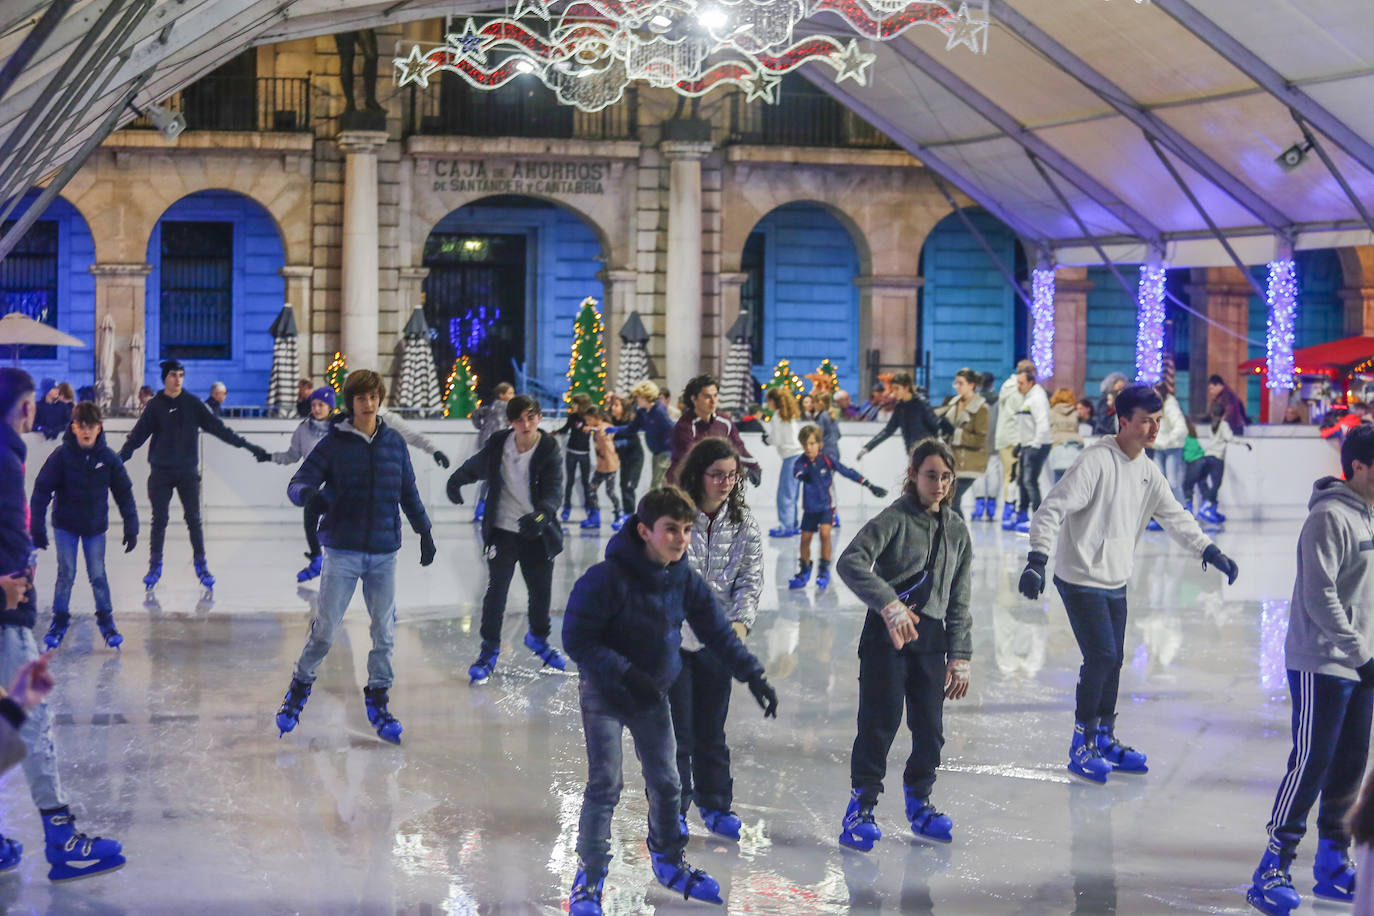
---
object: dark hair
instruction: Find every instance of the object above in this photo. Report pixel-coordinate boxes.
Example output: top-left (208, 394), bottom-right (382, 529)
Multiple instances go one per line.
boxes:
top-left (1342, 424), bottom-right (1374, 478)
top-left (1077, 398), bottom-right (1095, 416)
top-left (637, 486), bottom-right (697, 529)
top-left (979, 372), bottom-right (995, 389)
top-left (567, 393), bottom-right (592, 415)
top-left (1114, 385), bottom-right (1163, 421)
top-left (1208, 374), bottom-right (1225, 387)
top-left (493, 382), bottom-right (514, 396)
top-left (798, 423), bottom-right (822, 446)
top-left (138, 385), bottom-right (154, 398)
top-left (72, 401), bottom-right (102, 427)
top-left (506, 394), bottom-right (540, 421)
top-left (903, 437), bottom-right (957, 508)
top-left (891, 371), bottom-right (914, 390)
top-left (159, 358), bottom-right (184, 380)
top-left (341, 369), bottom-right (386, 408)
top-left (683, 374), bottom-right (718, 405)
top-left (955, 367), bottom-right (980, 386)
top-left (676, 437), bottom-right (746, 525)
top-left (0, 368), bottom-right (35, 418)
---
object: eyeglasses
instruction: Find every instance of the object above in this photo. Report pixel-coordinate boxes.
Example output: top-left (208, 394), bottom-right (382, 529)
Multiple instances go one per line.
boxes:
top-left (704, 471), bottom-right (742, 483)
top-left (918, 471), bottom-right (955, 485)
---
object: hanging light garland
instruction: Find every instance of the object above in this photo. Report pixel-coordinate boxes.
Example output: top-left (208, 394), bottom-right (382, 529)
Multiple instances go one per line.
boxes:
top-left (1265, 258), bottom-right (1298, 391)
top-left (1134, 263), bottom-right (1167, 385)
top-left (1030, 267), bottom-right (1055, 379)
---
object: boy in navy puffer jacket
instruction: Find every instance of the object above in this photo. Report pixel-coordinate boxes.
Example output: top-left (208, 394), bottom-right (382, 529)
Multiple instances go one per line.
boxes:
top-left (29, 402), bottom-right (137, 650)
top-left (561, 487), bottom-right (778, 915)
top-left (791, 425), bottom-right (886, 591)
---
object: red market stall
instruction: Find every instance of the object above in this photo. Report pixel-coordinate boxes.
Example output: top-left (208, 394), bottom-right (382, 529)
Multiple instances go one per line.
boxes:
top-left (1240, 336), bottom-right (1374, 423)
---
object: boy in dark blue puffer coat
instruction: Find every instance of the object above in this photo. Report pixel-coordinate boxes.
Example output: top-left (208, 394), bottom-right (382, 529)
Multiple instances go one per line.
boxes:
top-left (29, 402), bottom-right (137, 650)
top-left (561, 487), bottom-right (778, 916)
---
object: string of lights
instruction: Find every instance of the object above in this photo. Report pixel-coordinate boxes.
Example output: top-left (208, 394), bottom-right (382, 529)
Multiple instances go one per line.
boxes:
top-left (1265, 258), bottom-right (1298, 391)
top-left (1134, 263), bottom-right (1167, 385)
top-left (1030, 268), bottom-right (1055, 379)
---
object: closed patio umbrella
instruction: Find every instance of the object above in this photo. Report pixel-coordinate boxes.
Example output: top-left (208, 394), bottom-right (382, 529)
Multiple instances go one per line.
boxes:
top-left (396, 307), bottom-right (441, 414)
top-left (265, 305), bottom-right (300, 417)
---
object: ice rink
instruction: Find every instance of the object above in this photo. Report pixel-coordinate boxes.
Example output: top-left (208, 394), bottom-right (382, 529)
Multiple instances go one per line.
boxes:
top-left (0, 510), bottom-right (1337, 914)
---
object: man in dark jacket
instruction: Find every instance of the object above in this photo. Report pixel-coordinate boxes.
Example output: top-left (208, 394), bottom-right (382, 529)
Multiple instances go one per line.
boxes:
top-left (561, 487), bottom-right (777, 914)
top-left (857, 371), bottom-right (940, 461)
top-left (619, 380), bottom-right (675, 488)
top-left (447, 394), bottom-right (565, 684)
top-left (0, 368), bottom-right (124, 881)
top-left (667, 374), bottom-right (761, 485)
top-left (274, 369), bottom-right (435, 745)
top-left (29, 402), bottom-right (137, 650)
top-left (116, 358), bottom-right (271, 590)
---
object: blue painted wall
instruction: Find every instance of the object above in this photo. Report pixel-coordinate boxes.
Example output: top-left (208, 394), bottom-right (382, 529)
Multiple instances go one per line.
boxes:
top-left (751, 202), bottom-right (860, 394)
top-left (1246, 249), bottom-right (1344, 419)
top-left (919, 208), bottom-right (1016, 393)
top-left (1085, 266), bottom-right (1139, 399)
top-left (431, 199), bottom-right (603, 396)
top-left (12, 194), bottom-right (96, 387)
top-left (144, 190), bottom-right (284, 404)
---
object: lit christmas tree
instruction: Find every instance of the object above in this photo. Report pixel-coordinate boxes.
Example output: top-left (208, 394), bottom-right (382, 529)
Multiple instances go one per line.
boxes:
top-left (443, 356), bottom-right (480, 419)
top-left (766, 359), bottom-right (805, 401)
top-left (807, 359), bottom-right (839, 393)
top-left (326, 351), bottom-right (347, 395)
top-left (564, 296), bottom-right (607, 408)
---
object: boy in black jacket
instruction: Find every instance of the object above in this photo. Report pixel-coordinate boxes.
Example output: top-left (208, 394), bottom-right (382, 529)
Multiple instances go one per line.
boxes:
top-left (561, 487), bottom-right (778, 915)
top-left (29, 402), bottom-right (137, 650)
top-left (117, 358), bottom-right (270, 591)
top-left (447, 395), bottom-right (566, 684)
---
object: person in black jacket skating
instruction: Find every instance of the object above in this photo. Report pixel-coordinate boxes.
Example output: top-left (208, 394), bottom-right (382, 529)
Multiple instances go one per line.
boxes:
top-left (274, 370), bottom-right (436, 745)
top-left (29, 402), bottom-right (137, 650)
top-left (561, 486), bottom-right (778, 915)
top-left (446, 395), bottom-right (566, 684)
top-left (857, 372), bottom-right (940, 461)
top-left (116, 359), bottom-right (270, 590)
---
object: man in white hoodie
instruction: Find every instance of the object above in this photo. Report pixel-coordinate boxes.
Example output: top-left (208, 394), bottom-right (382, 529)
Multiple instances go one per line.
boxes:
top-left (1004, 364), bottom-right (1052, 533)
top-left (990, 361), bottom-right (1031, 524)
top-left (1246, 424), bottom-right (1374, 916)
top-left (1018, 386), bottom-right (1238, 785)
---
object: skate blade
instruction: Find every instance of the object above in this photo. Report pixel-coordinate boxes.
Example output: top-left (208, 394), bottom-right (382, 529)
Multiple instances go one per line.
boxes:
top-left (838, 834), bottom-right (876, 852)
top-left (1109, 764), bottom-right (1148, 774)
top-left (910, 830), bottom-right (953, 845)
top-left (48, 854), bottom-right (125, 882)
top-left (1066, 765), bottom-right (1109, 785)
top-left (1312, 884), bottom-right (1354, 902)
top-left (1244, 889), bottom-right (1295, 916)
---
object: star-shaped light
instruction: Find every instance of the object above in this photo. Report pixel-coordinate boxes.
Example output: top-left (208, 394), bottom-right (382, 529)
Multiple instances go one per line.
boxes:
top-left (944, 2), bottom-right (988, 54)
top-left (446, 18), bottom-right (489, 66)
top-left (741, 69), bottom-right (781, 103)
top-left (832, 39), bottom-right (875, 85)
top-left (394, 44), bottom-right (435, 88)
top-left (512, 0), bottom-right (552, 19)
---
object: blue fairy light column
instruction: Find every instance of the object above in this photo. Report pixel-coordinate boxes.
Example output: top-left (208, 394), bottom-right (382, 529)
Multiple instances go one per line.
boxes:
top-left (1134, 261), bottom-right (1168, 385)
top-left (1030, 268), bottom-right (1056, 380)
top-left (1265, 255), bottom-right (1298, 422)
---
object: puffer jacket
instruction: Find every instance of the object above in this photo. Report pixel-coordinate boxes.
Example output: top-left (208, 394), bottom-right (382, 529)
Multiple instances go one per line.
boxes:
top-left (471, 401), bottom-right (508, 449)
top-left (272, 416), bottom-right (331, 465)
top-left (0, 425), bottom-right (34, 626)
top-left (681, 503), bottom-right (763, 651)
top-left (935, 394), bottom-right (989, 477)
top-left (1050, 402), bottom-right (1082, 446)
top-left (30, 429), bottom-right (137, 539)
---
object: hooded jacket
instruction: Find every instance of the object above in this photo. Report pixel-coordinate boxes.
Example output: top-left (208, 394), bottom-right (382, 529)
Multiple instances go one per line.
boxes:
top-left (681, 503), bottom-right (763, 651)
top-left (623, 401), bottom-right (674, 455)
top-left (287, 416), bottom-right (431, 555)
top-left (1050, 402), bottom-right (1082, 447)
top-left (1285, 477), bottom-right (1374, 679)
top-left (993, 374), bottom-right (1023, 451)
top-left (1016, 384), bottom-right (1052, 448)
top-left (448, 428), bottom-right (564, 556)
top-left (117, 390), bottom-right (255, 469)
top-left (935, 394), bottom-right (990, 477)
top-left (0, 424), bottom-right (36, 625)
top-left (562, 520), bottom-right (764, 714)
top-left (30, 430), bottom-right (137, 539)
top-left (862, 395), bottom-right (940, 456)
top-left (272, 416), bottom-right (332, 465)
top-left (1154, 394), bottom-right (1187, 451)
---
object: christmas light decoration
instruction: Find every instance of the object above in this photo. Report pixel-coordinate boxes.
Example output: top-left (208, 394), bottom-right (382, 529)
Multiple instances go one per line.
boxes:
top-left (765, 358), bottom-right (805, 400)
top-left (1265, 257), bottom-right (1298, 391)
top-left (1134, 263), bottom-right (1167, 385)
top-left (1030, 268), bottom-right (1055, 380)
top-left (565, 296), bottom-right (608, 408)
top-left (394, 1), bottom-right (989, 113)
top-left (326, 351), bottom-right (348, 395)
top-left (443, 355), bottom-right (481, 418)
top-left (806, 359), bottom-right (839, 393)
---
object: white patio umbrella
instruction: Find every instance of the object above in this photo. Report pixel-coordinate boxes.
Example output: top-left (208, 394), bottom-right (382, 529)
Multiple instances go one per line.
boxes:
top-left (0, 311), bottom-right (85, 365)
top-left (615, 311), bottom-right (651, 395)
top-left (719, 310), bottom-right (754, 416)
top-left (396, 307), bottom-right (441, 414)
top-left (265, 305), bottom-right (300, 417)
top-left (95, 312), bottom-right (116, 410)
top-left (125, 331), bottom-right (144, 407)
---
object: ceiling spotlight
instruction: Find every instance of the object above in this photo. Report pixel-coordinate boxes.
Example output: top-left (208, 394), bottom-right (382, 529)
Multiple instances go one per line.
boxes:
top-left (1276, 142), bottom-right (1311, 172)
top-left (126, 99), bottom-right (186, 141)
top-left (698, 8), bottom-right (728, 29)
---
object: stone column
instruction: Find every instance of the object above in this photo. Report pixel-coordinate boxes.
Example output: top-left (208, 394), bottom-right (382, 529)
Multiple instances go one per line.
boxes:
top-left (280, 264), bottom-right (314, 377)
top-left (600, 268), bottom-right (638, 388)
top-left (1341, 286), bottom-right (1374, 337)
top-left (337, 130), bottom-right (389, 372)
top-left (1049, 266), bottom-right (1092, 397)
top-left (1187, 266), bottom-right (1253, 416)
top-left (90, 263), bottom-right (152, 406)
top-left (854, 275), bottom-right (922, 393)
top-left (660, 140), bottom-right (712, 392)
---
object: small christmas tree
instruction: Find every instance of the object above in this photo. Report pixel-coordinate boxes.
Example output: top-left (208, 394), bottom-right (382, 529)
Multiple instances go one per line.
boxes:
top-left (766, 359), bottom-right (805, 401)
top-left (807, 359), bottom-right (839, 394)
top-left (443, 356), bottom-right (480, 419)
top-left (326, 351), bottom-right (347, 395)
top-left (564, 296), bottom-right (607, 409)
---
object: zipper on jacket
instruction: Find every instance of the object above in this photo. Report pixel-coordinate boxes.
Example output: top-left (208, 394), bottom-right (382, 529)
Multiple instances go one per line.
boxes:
top-left (365, 437), bottom-right (376, 553)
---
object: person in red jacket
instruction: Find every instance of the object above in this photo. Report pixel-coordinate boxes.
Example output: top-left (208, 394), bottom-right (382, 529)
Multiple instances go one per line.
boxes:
top-left (666, 374), bottom-right (761, 486)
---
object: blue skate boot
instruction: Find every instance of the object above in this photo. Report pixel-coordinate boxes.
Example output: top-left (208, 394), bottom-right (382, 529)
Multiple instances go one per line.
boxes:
top-left (1015, 511), bottom-right (1033, 534)
top-left (1095, 716), bottom-right (1148, 773)
top-left (903, 786), bottom-right (953, 843)
top-left (1146, 519), bottom-right (1163, 531)
top-left (561, 506), bottom-right (572, 523)
top-left (1313, 837), bottom-right (1356, 902)
top-left (768, 525), bottom-right (796, 538)
top-left (95, 613), bottom-right (123, 650)
top-left (1068, 720), bottom-right (1111, 784)
top-left (1001, 502), bottom-right (1015, 524)
top-left (1199, 502), bottom-right (1225, 524)
top-left (815, 559), bottom-right (831, 590)
top-left (524, 632), bottom-right (567, 671)
top-left (0, 835), bottom-right (20, 872)
top-left (839, 789), bottom-right (882, 851)
top-left (569, 867), bottom-right (606, 915)
top-left (363, 686), bottom-right (402, 744)
top-left (193, 557), bottom-right (215, 589)
top-left (788, 561), bottom-right (812, 590)
top-left (276, 677), bottom-right (312, 737)
top-left (580, 509), bottom-right (602, 530)
top-left (611, 513), bottom-right (629, 532)
top-left (1003, 509), bottom-right (1026, 531)
top-left (296, 553), bottom-right (322, 583)
top-left (700, 808), bottom-right (742, 840)
top-left (43, 613), bottom-right (69, 651)
top-left (1248, 840), bottom-right (1300, 915)
top-left (469, 641), bottom-right (500, 685)
top-left (970, 497), bottom-right (987, 521)
top-left (41, 807), bottom-right (123, 882)
top-left (142, 556), bottom-right (162, 590)
top-left (649, 848), bottom-right (723, 904)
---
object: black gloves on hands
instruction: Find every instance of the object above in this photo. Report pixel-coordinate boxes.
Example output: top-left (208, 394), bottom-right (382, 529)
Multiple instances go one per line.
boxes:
top-left (123, 529), bottom-right (137, 553)
top-left (433, 451), bottom-right (450, 469)
top-left (867, 482), bottom-right (888, 498)
top-left (1202, 544), bottom-right (1239, 585)
top-left (517, 512), bottom-right (547, 540)
top-left (29, 527), bottom-right (47, 551)
top-left (746, 465), bottom-right (762, 488)
top-left (622, 666), bottom-right (662, 711)
top-left (249, 444), bottom-right (271, 463)
top-left (1357, 658), bottom-right (1374, 688)
top-left (419, 530), bottom-right (436, 567)
top-left (298, 486), bottom-right (329, 515)
top-left (1019, 551), bottom-right (1048, 600)
top-left (748, 673), bottom-right (779, 718)
top-left (446, 475), bottom-right (465, 505)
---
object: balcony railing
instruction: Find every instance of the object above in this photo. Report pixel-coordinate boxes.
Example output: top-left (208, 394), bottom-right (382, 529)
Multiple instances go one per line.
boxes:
top-left (726, 91), bottom-right (896, 149)
top-left (405, 79), bottom-right (637, 141)
top-left (129, 77), bottom-right (312, 133)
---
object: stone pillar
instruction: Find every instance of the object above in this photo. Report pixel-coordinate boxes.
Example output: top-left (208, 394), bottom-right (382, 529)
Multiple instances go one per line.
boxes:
top-left (600, 268), bottom-right (638, 388)
top-left (397, 266), bottom-right (429, 316)
top-left (660, 140), bottom-right (712, 392)
top-left (90, 263), bottom-right (152, 406)
top-left (718, 271), bottom-right (749, 377)
top-left (337, 130), bottom-right (388, 372)
top-left (1049, 266), bottom-right (1092, 398)
top-left (854, 275), bottom-right (922, 393)
top-left (1341, 286), bottom-right (1374, 337)
top-left (280, 264), bottom-right (314, 378)
top-left (1187, 266), bottom-right (1253, 415)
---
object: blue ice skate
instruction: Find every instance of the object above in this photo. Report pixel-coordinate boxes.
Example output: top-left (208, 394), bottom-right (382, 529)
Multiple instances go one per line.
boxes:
top-left (1003, 509), bottom-right (1027, 532)
top-left (43, 613), bottom-right (69, 651)
top-left (700, 808), bottom-right (741, 840)
top-left (364, 686), bottom-right (402, 744)
top-left (903, 786), bottom-right (953, 843)
top-left (839, 790), bottom-right (882, 852)
top-left (95, 613), bottom-right (123, 650)
top-left (560, 506), bottom-right (572, 523)
top-left (42, 807), bottom-right (123, 882)
top-left (580, 509), bottom-right (601, 530)
top-left (1001, 502), bottom-right (1016, 524)
top-left (193, 557), bottom-right (215, 589)
top-left (276, 677), bottom-right (312, 737)
top-left (1313, 837), bottom-right (1356, 902)
top-left (297, 554), bottom-right (322, 583)
top-left (524, 632), bottom-right (567, 671)
top-left (1199, 502), bottom-right (1226, 524)
top-left (569, 867), bottom-right (606, 916)
top-left (1096, 719), bottom-right (1148, 773)
top-left (970, 497), bottom-right (987, 521)
top-left (1146, 519), bottom-right (1163, 531)
top-left (142, 557), bottom-right (162, 590)
top-left (611, 513), bottom-right (629, 532)
top-left (1068, 721), bottom-right (1111, 784)
top-left (815, 559), bottom-right (831, 590)
top-left (649, 849), bottom-right (723, 904)
top-left (469, 641), bottom-right (500, 685)
top-left (788, 562), bottom-right (812, 590)
top-left (767, 525), bottom-right (797, 538)
top-left (0, 835), bottom-right (21, 872)
top-left (1248, 840), bottom-right (1300, 915)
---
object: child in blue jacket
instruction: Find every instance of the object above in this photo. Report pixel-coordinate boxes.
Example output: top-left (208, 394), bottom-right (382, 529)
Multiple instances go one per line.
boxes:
top-left (790, 424), bottom-right (886, 590)
top-left (29, 401), bottom-right (137, 650)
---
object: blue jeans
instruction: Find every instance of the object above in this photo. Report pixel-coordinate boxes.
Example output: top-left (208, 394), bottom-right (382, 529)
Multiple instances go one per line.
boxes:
top-left (292, 548), bottom-right (397, 689)
top-left (575, 677), bottom-right (684, 876)
top-left (1152, 448), bottom-right (1184, 503)
top-left (777, 455), bottom-right (800, 530)
top-left (0, 625), bottom-right (64, 809)
top-left (52, 529), bottom-right (111, 618)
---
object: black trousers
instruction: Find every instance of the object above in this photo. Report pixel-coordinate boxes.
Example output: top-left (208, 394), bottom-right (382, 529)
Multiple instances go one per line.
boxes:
top-left (1056, 577), bottom-right (1129, 724)
top-left (850, 610), bottom-right (947, 804)
top-left (1018, 444), bottom-right (1051, 512)
top-left (303, 502), bottom-right (323, 557)
top-left (480, 529), bottom-right (554, 644)
top-left (563, 451), bottom-right (593, 510)
top-left (953, 477), bottom-right (975, 518)
top-left (668, 647), bottom-right (734, 813)
top-left (617, 443), bottom-right (643, 515)
top-left (1183, 455), bottom-right (1225, 504)
top-left (148, 466), bottom-right (204, 560)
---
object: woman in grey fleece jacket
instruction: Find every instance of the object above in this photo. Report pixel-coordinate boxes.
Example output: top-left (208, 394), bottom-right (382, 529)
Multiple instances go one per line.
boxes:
top-left (836, 438), bottom-right (973, 852)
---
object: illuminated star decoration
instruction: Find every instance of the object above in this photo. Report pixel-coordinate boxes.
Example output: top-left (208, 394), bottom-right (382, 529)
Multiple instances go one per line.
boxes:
top-left (450, 18), bottom-right (488, 66)
top-left (943, 2), bottom-right (989, 53)
top-left (741, 70), bottom-right (782, 103)
top-left (512, 0), bottom-right (552, 20)
top-left (832, 39), bottom-right (876, 85)
top-left (394, 44), bottom-right (435, 88)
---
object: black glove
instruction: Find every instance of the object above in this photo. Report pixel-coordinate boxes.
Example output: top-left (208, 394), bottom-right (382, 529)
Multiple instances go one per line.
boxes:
top-left (867, 482), bottom-right (888, 498)
top-left (30, 526), bottom-right (47, 551)
top-left (446, 474), bottom-right (465, 505)
top-left (298, 486), bottom-right (328, 514)
top-left (116, 448), bottom-right (132, 464)
top-left (761, 431), bottom-right (771, 446)
top-left (122, 529), bottom-right (137, 553)
top-left (433, 451), bottom-right (450, 469)
top-left (1357, 658), bottom-right (1374, 688)
top-left (1202, 544), bottom-right (1239, 585)
top-left (419, 530), bottom-right (436, 567)
top-left (621, 666), bottom-right (662, 712)
top-left (517, 512), bottom-right (547, 540)
top-left (249, 444), bottom-right (271, 463)
top-left (746, 465), bottom-right (762, 488)
top-left (748, 673), bottom-right (779, 718)
top-left (1019, 551), bottom-right (1047, 600)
